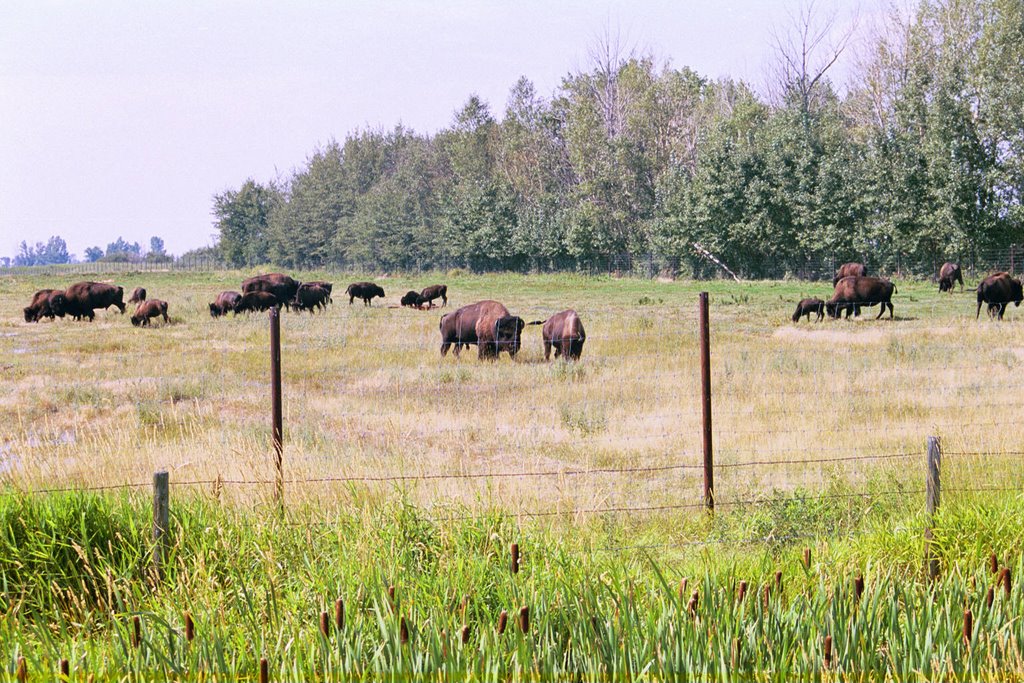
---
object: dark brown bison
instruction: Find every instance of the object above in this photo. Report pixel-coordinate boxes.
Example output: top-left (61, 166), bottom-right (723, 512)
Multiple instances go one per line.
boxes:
top-left (346, 282), bottom-right (385, 306)
top-left (826, 276), bottom-right (897, 320)
top-left (541, 310), bottom-right (586, 361)
top-left (418, 284), bottom-right (447, 308)
top-left (209, 291), bottom-right (242, 318)
top-left (400, 290), bottom-right (423, 308)
top-left (792, 298), bottom-right (825, 323)
top-left (303, 281), bottom-right (333, 302)
top-left (242, 273), bottom-right (300, 310)
top-left (63, 281), bottom-right (126, 321)
top-left (440, 300), bottom-right (525, 359)
top-left (938, 262), bottom-right (964, 293)
top-left (128, 287), bottom-right (147, 304)
top-left (23, 289), bottom-right (66, 323)
top-left (976, 272), bottom-right (1023, 320)
top-left (292, 283), bottom-right (331, 313)
top-left (234, 291), bottom-right (279, 314)
top-left (833, 262), bottom-right (867, 287)
top-left (130, 299), bottom-right (169, 327)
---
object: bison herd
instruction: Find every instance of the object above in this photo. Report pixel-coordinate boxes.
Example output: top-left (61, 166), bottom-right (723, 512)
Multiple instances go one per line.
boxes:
top-left (792, 262), bottom-right (1024, 323)
top-left (22, 273), bottom-right (587, 362)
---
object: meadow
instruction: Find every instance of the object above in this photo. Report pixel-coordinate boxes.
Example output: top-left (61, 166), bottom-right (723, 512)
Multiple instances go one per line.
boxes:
top-left (1, 268), bottom-right (1023, 680)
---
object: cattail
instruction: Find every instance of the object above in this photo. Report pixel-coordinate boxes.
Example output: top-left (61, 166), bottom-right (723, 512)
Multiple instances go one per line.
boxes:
top-left (990, 553), bottom-right (999, 574)
top-left (335, 598), bottom-right (345, 632)
top-left (440, 629), bottom-right (448, 658)
top-left (823, 635), bottom-right (833, 668)
top-left (461, 624), bottom-right (470, 645)
top-left (963, 608), bottom-right (973, 647)
top-left (319, 611), bottom-right (330, 638)
top-left (854, 575), bottom-right (865, 602)
top-left (775, 570), bottom-right (783, 594)
top-left (762, 583), bottom-right (771, 608)
top-left (678, 578), bottom-right (688, 601)
top-left (803, 547), bottom-right (812, 569)
top-left (688, 589), bottom-right (699, 616)
top-left (400, 616), bottom-right (409, 644)
top-left (60, 659), bottom-right (69, 680)
top-left (518, 606), bottom-right (530, 634)
top-left (259, 657), bottom-right (268, 683)
top-left (87, 675), bottom-right (95, 683)
top-left (1001, 567), bottom-right (1012, 597)
top-left (737, 581), bottom-right (748, 603)
top-left (497, 610), bottom-right (508, 635)
top-left (510, 543), bottom-right (520, 574)
top-left (388, 585), bottom-right (397, 612)
top-left (132, 615), bottom-right (141, 649)
top-left (185, 612), bottom-right (195, 642)
top-left (16, 657), bottom-right (26, 683)
top-left (987, 586), bottom-right (995, 609)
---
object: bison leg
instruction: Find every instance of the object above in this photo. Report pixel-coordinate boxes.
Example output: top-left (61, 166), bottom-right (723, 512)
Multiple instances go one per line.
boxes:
top-left (349, 295), bottom-right (355, 304)
top-left (441, 342), bottom-right (451, 357)
top-left (441, 295), bottom-right (447, 307)
top-left (543, 341), bottom-right (552, 360)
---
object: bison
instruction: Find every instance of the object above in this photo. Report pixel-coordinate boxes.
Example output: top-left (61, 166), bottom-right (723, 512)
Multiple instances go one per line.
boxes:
top-left (440, 300), bottom-right (526, 360)
top-left (346, 282), bottom-right (385, 306)
top-left (826, 276), bottom-right (897, 320)
top-left (833, 262), bottom-right (867, 287)
top-left (976, 272), bottom-right (1023, 320)
top-left (418, 284), bottom-right (447, 308)
top-left (63, 281), bottom-right (126, 321)
top-left (23, 289), bottom-right (66, 323)
top-left (541, 309), bottom-right (586, 361)
top-left (209, 291), bottom-right (242, 318)
top-left (242, 273), bottom-right (300, 310)
top-left (400, 290), bottom-right (423, 308)
top-left (128, 287), bottom-right (147, 304)
top-left (234, 291), bottom-right (279, 314)
top-left (130, 299), bottom-right (169, 327)
top-left (792, 298), bottom-right (825, 323)
top-left (303, 281), bottom-right (333, 302)
top-left (292, 283), bottom-right (331, 313)
top-left (938, 262), bottom-right (964, 293)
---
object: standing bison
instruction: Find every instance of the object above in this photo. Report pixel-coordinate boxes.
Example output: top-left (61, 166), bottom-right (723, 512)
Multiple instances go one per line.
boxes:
top-left (128, 287), bottom-right (147, 304)
top-left (541, 310), bottom-right (586, 361)
top-left (791, 298), bottom-right (825, 323)
top-left (130, 299), bottom-right (169, 327)
top-left (418, 284), bottom-right (447, 308)
top-left (976, 272), bottom-right (1023, 320)
top-left (209, 291), bottom-right (242, 318)
top-left (234, 291), bottom-right (279, 314)
top-left (833, 262), bottom-right (867, 287)
top-left (23, 289), bottom-right (67, 322)
top-left (826, 276), bottom-right (897, 320)
top-left (242, 274), bottom-right (300, 310)
top-left (62, 282), bottom-right (126, 321)
top-left (346, 282), bottom-right (385, 306)
top-left (440, 300), bottom-right (525, 360)
top-left (292, 283), bottom-right (331, 313)
top-left (938, 263), bottom-right (964, 293)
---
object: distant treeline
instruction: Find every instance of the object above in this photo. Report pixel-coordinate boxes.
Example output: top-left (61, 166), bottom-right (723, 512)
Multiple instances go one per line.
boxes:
top-left (213, 0), bottom-right (1024, 279)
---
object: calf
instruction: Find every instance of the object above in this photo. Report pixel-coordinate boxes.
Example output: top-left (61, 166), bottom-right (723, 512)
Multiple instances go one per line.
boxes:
top-left (791, 298), bottom-right (825, 323)
top-left (234, 291), bottom-right (279, 314)
top-left (418, 284), bottom-right (447, 308)
top-left (401, 290), bottom-right (423, 308)
top-left (128, 287), bottom-right (147, 304)
top-left (542, 310), bottom-right (586, 361)
top-left (346, 282), bottom-right (385, 306)
top-left (292, 283), bottom-right (331, 313)
top-left (23, 289), bottom-right (67, 322)
top-left (209, 291), bottom-right (242, 318)
top-left (130, 299), bottom-right (169, 327)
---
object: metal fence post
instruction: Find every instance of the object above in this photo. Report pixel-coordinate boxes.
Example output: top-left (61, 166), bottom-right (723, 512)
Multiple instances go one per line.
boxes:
top-left (270, 307), bottom-right (284, 507)
top-left (925, 436), bottom-right (941, 580)
top-left (699, 292), bottom-right (714, 512)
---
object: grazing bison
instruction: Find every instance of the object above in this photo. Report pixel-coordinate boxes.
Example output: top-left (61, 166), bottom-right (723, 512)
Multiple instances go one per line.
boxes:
top-left (976, 272), bottom-right (1023, 320)
top-left (440, 300), bottom-right (526, 359)
top-left (63, 281), bottom-right (126, 321)
top-left (541, 310), bottom-right (586, 361)
top-left (303, 281), bottom-right (333, 302)
top-left (826, 276), bottom-right (897, 320)
top-left (128, 287), bottom-right (147, 304)
top-left (209, 291), bottom-right (242, 318)
top-left (242, 273), bottom-right (300, 310)
top-left (792, 298), bottom-right (825, 323)
top-left (938, 262), bottom-right (964, 293)
top-left (23, 289), bottom-right (66, 323)
top-left (292, 283), bottom-right (331, 313)
top-left (418, 284), bottom-right (447, 308)
top-left (832, 262), bottom-right (867, 287)
top-left (234, 291), bottom-right (279, 314)
top-left (400, 290), bottom-right (423, 308)
top-left (346, 282), bottom-right (385, 306)
top-left (130, 299), bottom-right (169, 327)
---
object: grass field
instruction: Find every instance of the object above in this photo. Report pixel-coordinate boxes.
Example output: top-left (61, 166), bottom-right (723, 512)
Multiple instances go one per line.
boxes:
top-left (1, 268), bottom-right (1023, 679)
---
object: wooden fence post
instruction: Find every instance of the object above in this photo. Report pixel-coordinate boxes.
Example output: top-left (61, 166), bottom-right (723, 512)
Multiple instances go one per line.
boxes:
top-left (153, 470), bottom-right (169, 577)
top-left (269, 307), bottom-right (284, 507)
top-left (698, 292), bottom-right (714, 512)
top-left (925, 436), bottom-right (941, 580)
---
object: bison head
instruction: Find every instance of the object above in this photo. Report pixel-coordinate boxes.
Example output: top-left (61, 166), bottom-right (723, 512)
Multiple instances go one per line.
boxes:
top-left (373, 285), bottom-right (386, 299)
top-left (494, 315), bottom-right (525, 357)
top-left (1013, 278), bottom-right (1023, 307)
top-left (23, 307), bottom-right (35, 323)
top-left (209, 302), bottom-right (221, 318)
top-left (130, 314), bottom-right (143, 327)
top-left (49, 293), bottom-right (66, 317)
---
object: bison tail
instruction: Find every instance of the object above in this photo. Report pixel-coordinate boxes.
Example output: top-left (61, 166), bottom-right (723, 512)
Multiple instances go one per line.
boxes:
top-left (525, 319), bottom-right (546, 326)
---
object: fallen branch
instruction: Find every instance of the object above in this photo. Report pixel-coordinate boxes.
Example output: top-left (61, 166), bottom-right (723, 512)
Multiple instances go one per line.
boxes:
top-left (693, 243), bottom-right (741, 282)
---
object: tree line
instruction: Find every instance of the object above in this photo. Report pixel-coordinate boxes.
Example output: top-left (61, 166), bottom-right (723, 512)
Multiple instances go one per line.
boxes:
top-left (10, 236), bottom-right (170, 267)
top-left (214, 0), bottom-right (1022, 279)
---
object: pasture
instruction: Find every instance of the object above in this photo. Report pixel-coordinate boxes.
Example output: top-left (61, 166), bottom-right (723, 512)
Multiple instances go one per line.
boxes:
top-left (2, 269), bottom-right (1024, 679)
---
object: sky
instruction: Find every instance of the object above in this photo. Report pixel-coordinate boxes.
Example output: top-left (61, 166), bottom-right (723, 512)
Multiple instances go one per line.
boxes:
top-left (0, 0), bottom-right (867, 260)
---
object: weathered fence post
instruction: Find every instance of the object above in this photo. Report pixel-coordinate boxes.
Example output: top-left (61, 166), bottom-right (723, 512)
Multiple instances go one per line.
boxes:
top-left (925, 436), bottom-right (941, 580)
top-left (269, 306), bottom-right (284, 507)
top-left (698, 292), bottom-right (714, 511)
top-left (153, 470), bottom-right (169, 577)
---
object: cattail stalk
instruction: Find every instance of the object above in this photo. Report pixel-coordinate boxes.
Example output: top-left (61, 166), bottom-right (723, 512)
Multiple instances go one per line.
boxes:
top-left (132, 615), bottom-right (141, 649)
top-left (461, 624), bottom-right (470, 645)
top-left (510, 543), bottom-right (520, 574)
top-left (400, 617), bottom-right (409, 644)
top-left (335, 598), bottom-right (344, 632)
top-left (823, 635), bottom-right (833, 668)
top-left (259, 657), bottom-right (268, 683)
top-left (963, 608), bottom-right (973, 647)
top-left (16, 657), bottom-right (27, 683)
top-left (854, 575), bottom-right (865, 602)
top-left (319, 611), bottom-right (330, 638)
top-left (497, 610), bottom-right (508, 635)
top-left (518, 606), bottom-right (530, 634)
top-left (737, 581), bottom-right (748, 603)
top-left (185, 612), bottom-right (195, 642)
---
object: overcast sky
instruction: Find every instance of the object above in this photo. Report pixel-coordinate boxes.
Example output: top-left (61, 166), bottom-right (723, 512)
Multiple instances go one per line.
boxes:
top-left (0, 0), bottom-right (866, 260)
